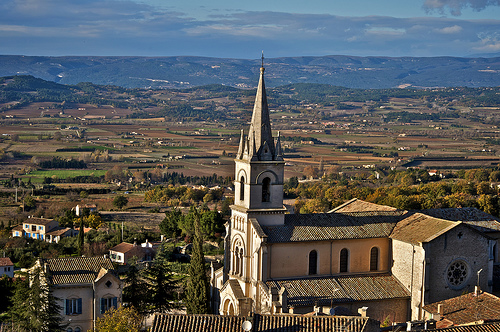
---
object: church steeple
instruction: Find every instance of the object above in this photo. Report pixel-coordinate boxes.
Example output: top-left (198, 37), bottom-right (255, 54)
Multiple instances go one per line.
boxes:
top-left (238, 53), bottom-right (282, 162)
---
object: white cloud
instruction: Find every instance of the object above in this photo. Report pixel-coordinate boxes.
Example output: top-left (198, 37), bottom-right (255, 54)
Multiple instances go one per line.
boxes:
top-left (436, 25), bottom-right (463, 33)
top-left (423, 0), bottom-right (500, 16)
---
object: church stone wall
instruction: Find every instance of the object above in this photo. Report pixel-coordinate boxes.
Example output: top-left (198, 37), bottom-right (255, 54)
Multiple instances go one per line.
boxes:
top-left (392, 239), bottom-right (424, 320)
top-left (424, 224), bottom-right (491, 304)
top-left (268, 238), bottom-right (391, 279)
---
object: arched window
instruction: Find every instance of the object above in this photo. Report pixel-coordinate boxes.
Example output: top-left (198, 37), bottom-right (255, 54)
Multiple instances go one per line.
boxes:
top-left (239, 248), bottom-right (244, 275)
top-left (370, 247), bottom-right (379, 271)
top-left (262, 177), bottom-right (271, 202)
top-left (240, 176), bottom-right (245, 201)
top-left (309, 250), bottom-right (318, 275)
top-left (234, 247), bottom-right (240, 275)
top-left (75, 328), bottom-right (81, 332)
top-left (340, 248), bottom-right (349, 273)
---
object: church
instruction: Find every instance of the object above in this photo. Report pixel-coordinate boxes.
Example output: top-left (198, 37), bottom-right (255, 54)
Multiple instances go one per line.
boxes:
top-left (210, 62), bottom-right (499, 323)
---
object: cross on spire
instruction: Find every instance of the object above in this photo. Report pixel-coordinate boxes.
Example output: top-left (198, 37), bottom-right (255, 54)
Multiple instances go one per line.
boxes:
top-left (261, 51), bottom-right (264, 68)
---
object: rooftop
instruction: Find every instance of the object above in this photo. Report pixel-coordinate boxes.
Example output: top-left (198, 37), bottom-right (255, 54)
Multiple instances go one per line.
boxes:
top-left (151, 313), bottom-right (379, 332)
top-left (390, 213), bottom-right (461, 245)
top-left (263, 211), bottom-right (406, 243)
top-left (0, 257), bottom-right (13, 267)
top-left (423, 291), bottom-right (500, 327)
top-left (266, 273), bottom-right (410, 307)
top-left (24, 217), bottom-right (55, 226)
top-left (41, 256), bottom-right (115, 285)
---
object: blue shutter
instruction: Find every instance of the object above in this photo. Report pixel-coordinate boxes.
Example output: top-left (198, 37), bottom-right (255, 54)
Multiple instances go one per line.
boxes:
top-left (112, 297), bottom-right (117, 309)
top-left (100, 298), bottom-right (105, 314)
top-left (77, 298), bottom-right (82, 314)
top-left (65, 299), bottom-right (70, 315)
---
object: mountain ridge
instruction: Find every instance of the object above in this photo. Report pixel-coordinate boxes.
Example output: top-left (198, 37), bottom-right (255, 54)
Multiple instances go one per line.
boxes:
top-left (1, 54), bottom-right (499, 89)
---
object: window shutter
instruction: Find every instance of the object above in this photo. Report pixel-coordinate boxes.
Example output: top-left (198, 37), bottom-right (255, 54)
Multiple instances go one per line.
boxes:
top-left (112, 297), bottom-right (117, 309)
top-left (65, 299), bottom-right (70, 315)
top-left (77, 298), bottom-right (82, 314)
top-left (100, 298), bottom-right (105, 314)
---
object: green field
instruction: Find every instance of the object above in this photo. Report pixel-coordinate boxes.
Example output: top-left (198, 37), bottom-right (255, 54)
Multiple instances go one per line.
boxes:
top-left (25, 169), bottom-right (108, 182)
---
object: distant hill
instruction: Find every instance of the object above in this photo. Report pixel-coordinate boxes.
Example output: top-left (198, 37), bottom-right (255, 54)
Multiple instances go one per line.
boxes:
top-left (0, 55), bottom-right (499, 89)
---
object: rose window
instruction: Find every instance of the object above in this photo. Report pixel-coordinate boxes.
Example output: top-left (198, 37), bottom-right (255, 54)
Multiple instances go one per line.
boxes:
top-left (447, 260), bottom-right (468, 288)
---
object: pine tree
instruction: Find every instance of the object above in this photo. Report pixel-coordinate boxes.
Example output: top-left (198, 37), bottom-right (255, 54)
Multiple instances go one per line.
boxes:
top-left (9, 266), bottom-right (64, 331)
top-left (123, 262), bottom-right (148, 314)
top-left (185, 208), bottom-right (210, 314)
top-left (144, 259), bottom-right (177, 313)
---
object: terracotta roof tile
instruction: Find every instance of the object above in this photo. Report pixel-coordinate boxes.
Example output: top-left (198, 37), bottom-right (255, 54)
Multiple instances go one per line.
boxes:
top-left (110, 242), bottom-right (136, 253)
top-left (433, 322), bottom-right (500, 332)
top-left (423, 292), bottom-right (500, 325)
top-left (330, 199), bottom-right (399, 213)
top-left (42, 256), bottom-right (115, 285)
top-left (151, 313), bottom-right (379, 332)
top-left (266, 274), bottom-right (409, 307)
top-left (0, 257), bottom-right (13, 267)
top-left (24, 217), bottom-right (54, 225)
top-left (390, 213), bottom-right (459, 245)
top-left (421, 208), bottom-right (500, 233)
top-left (263, 211), bottom-right (407, 243)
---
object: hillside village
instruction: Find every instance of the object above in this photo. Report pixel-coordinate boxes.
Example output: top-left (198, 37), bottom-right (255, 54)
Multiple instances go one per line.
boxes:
top-left (2, 64), bottom-right (500, 332)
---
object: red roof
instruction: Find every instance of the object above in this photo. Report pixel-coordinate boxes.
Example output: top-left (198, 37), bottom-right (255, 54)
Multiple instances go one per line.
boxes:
top-left (0, 257), bottom-right (13, 267)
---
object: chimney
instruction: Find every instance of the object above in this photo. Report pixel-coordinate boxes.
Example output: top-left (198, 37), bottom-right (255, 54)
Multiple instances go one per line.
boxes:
top-left (358, 306), bottom-right (368, 318)
top-left (437, 304), bottom-right (444, 316)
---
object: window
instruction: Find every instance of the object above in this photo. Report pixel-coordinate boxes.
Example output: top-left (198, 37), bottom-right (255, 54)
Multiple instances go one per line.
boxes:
top-left (65, 298), bottom-right (82, 315)
top-left (67, 328), bottom-right (73, 332)
top-left (340, 248), bottom-right (349, 273)
top-left (309, 250), bottom-right (318, 275)
top-left (74, 328), bottom-right (81, 332)
top-left (370, 247), bottom-right (379, 271)
top-left (446, 259), bottom-right (469, 289)
top-left (240, 176), bottom-right (245, 201)
top-left (262, 177), bottom-right (271, 202)
top-left (100, 297), bottom-right (118, 314)
top-left (31, 225), bottom-right (36, 232)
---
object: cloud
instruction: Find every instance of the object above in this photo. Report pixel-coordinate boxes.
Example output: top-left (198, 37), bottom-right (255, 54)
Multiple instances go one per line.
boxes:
top-left (0, 1), bottom-right (499, 57)
top-left (423, 0), bottom-right (500, 16)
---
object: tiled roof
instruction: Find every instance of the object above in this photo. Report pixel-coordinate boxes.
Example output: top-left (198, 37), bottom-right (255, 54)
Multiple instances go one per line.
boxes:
top-left (266, 274), bottom-right (410, 307)
top-left (432, 322), bottom-right (500, 332)
top-left (11, 225), bottom-right (23, 231)
top-left (390, 213), bottom-right (459, 245)
top-left (421, 208), bottom-right (500, 233)
top-left (423, 291), bottom-right (500, 326)
top-left (262, 211), bottom-right (406, 243)
top-left (329, 199), bottom-right (399, 213)
top-left (0, 257), bottom-right (13, 267)
top-left (24, 217), bottom-right (54, 225)
top-left (110, 242), bottom-right (136, 253)
top-left (42, 256), bottom-right (115, 285)
top-left (151, 313), bottom-right (379, 332)
top-left (46, 227), bottom-right (73, 236)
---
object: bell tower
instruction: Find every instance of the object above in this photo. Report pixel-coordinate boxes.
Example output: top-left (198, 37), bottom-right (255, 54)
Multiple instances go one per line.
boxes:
top-left (231, 55), bottom-right (286, 226)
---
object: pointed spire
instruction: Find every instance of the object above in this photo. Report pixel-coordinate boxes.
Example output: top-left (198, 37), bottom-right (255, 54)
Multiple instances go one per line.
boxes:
top-left (248, 53), bottom-right (274, 159)
top-left (275, 131), bottom-right (283, 161)
top-left (236, 129), bottom-right (245, 159)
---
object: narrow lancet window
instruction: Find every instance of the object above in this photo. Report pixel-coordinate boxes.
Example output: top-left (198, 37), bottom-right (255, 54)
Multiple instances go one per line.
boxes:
top-left (309, 250), bottom-right (318, 275)
top-left (370, 247), bottom-right (379, 271)
top-left (262, 177), bottom-right (271, 202)
top-left (340, 248), bottom-right (349, 273)
top-left (240, 176), bottom-right (245, 201)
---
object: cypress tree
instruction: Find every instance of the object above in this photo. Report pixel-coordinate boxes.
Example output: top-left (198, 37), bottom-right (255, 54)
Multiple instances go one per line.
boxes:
top-left (185, 208), bottom-right (210, 314)
top-left (77, 217), bottom-right (85, 256)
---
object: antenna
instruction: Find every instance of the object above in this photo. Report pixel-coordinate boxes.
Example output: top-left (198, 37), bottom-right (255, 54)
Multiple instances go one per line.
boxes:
top-left (242, 320), bottom-right (252, 331)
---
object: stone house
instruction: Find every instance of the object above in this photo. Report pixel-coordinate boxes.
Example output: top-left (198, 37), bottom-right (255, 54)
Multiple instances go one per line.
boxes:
top-left (12, 216), bottom-right (78, 243)
top-left (0, 257), bottom-right (14, 278)
top-left (210, 63), bottom-right (498, 323)
top-left (109, 241), bottom-right (156, 264)
top-left (32, 256), bottom-right (122, 332)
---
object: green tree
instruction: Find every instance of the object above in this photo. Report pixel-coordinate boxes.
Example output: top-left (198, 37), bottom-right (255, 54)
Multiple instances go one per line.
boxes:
top-left (159, 209), bottom-right (183, 238)
top-left (0, 275), bottom-right (14, 314)
top-left (122, 263), bottom-right (148, 314)
top-left (9, 267), bottom-right (64, 331)
top-left (185, 208), bottom-right (210, 314)
top-left (77, 217), bottom-right (85, 256)
top-left (113, 195), bottom-right (129, 210)
top-left (94, 306), bottom-right (142, 332)
top-left (143, 258), bottom-right (177, 313)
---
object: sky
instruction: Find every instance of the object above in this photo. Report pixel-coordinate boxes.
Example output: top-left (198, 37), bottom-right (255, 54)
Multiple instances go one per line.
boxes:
top-left (1, 0), bottom-right (500, 59)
